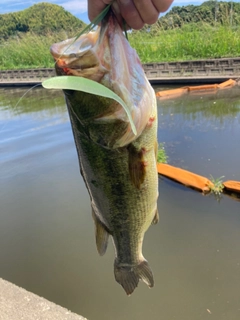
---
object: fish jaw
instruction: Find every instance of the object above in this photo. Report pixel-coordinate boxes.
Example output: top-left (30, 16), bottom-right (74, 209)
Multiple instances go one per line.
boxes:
top-left (50, 14), bottom-right (156, 148)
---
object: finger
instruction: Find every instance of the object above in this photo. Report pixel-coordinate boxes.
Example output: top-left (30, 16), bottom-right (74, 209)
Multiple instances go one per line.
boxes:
top-left (117, 0), bottom-right (144, 30)
top-left (88, 0), bottom-right (112, 22)
top-left (133, 0), bottom-right (159, 25)
top-left (111, 1), bottom-right (124, 27)
top-left (153, 0), bottom-right (174, 13)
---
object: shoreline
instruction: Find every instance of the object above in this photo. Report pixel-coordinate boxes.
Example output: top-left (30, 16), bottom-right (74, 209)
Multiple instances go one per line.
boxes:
top-left (0, 278), bottom-right (87, 320)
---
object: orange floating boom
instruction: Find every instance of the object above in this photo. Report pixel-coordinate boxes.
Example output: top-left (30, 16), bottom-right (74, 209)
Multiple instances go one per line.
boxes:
top-left (156, 87), bottom-right (188, 98)
top-left (218, 79), bottom-right (236, 88)
top-left (157, 163), bottom-right (240, 196)
top-left (156, 79), bottom-right (237, 100)
top-left (223, 181), bottom-right (240, 193)
top-left (157, 163), bottom-right (213, 193)
top-left (188, 84), bottom-right (218, 91)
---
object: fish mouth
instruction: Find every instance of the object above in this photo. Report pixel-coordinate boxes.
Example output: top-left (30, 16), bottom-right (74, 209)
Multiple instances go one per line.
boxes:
top-left (50, 28), bottom-right (107, 80)
top-left (50, 27), bottom-right (111, 82)
top-left (50, 10), bottom-right (111, 65)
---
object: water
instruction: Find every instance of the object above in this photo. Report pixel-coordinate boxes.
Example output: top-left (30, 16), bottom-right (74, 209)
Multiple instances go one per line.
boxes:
top-left (0, 86), bottom-right (240, 320)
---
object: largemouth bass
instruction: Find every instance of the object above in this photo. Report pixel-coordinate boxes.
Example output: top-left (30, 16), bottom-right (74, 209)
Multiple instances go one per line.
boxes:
top-left (50, 14), bottom-right (159, 295)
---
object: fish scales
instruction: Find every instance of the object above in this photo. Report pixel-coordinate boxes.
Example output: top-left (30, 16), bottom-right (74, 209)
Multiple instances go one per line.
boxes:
top-left (51, 13), bottom-right (159, 295)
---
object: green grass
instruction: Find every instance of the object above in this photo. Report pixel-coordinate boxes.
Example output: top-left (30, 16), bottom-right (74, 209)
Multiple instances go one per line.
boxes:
top-left (0, 31), bottom-right (76, 70)
top-left (129, 23), bottom-right (240, 63)
top-left (157, 143), bottom-right (168, 164)
top-left (1, 23), bottom-right (240, 70)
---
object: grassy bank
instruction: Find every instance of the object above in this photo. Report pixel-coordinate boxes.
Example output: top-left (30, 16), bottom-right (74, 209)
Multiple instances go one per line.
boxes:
top-left (0, 31), bottom-right (76, 70)
top-left (1, 23), bottom-right (240, 70)
top-left (130, 24), bottom-right (240, 63)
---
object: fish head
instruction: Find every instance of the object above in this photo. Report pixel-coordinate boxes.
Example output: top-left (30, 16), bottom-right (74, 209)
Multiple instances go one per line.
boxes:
top-left (50, 28), bottom-right (110, 82)
top-left (50, 14), bottom-right (157, 148)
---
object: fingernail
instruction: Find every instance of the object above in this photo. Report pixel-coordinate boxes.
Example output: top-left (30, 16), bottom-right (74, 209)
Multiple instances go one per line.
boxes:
top-left (112, 1), bottom-right (120, 14)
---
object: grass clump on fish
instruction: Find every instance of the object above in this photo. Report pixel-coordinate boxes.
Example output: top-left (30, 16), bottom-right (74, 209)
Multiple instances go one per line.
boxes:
top-left (43, 9), bottom-right (159, 296)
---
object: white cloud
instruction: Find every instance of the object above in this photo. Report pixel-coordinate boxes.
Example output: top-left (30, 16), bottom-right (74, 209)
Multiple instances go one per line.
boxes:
top-left (0, 0), bottom-right (88, 14)
top-left (1, 0), bottom-right (34, 5)
top-left (0, 0), bottom-right (87, 8)
top-left (61, 0), bottom-right (87, 14)
top-left (174, 0), bottom-right (201, 3)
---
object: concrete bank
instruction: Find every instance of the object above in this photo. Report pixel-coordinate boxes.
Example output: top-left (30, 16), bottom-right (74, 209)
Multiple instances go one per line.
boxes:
top-left (0, 57), bottom-right (240, 87)
top-left (0, 278), bottom-right (87, 320)
top-left (145, 57), bottom-right (240, 84)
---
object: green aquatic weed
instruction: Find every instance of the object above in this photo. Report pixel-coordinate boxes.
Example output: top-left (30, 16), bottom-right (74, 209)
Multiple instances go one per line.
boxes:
top-left (209, 175), bottom-right (225, 196)
top-left (157, 143), bottom-right (168, 163)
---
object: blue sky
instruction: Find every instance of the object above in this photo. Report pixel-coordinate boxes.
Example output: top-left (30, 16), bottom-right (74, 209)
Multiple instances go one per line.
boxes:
top-left (0, 0), bottom-right (239, 23)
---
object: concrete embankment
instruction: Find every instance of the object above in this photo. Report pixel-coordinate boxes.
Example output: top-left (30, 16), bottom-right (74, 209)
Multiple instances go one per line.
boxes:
top-left (145, 57), bottom-right (240, 84)
top-left (0, 278), bottom-right (87, 320)
top-left (0, 57), bottom-right (240, 86)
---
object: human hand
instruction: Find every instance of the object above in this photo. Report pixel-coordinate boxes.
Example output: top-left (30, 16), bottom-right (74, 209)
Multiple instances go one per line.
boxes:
top-left (88, 0), bottom-right (174, 30)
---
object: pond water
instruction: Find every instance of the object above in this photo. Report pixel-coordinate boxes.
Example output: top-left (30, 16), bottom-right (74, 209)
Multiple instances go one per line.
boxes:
top-left (0, 85), bottom-right (240, 320)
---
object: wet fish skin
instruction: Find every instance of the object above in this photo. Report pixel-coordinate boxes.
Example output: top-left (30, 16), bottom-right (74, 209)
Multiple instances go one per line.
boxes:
top-left (51, 14), bottom-right (159, 295)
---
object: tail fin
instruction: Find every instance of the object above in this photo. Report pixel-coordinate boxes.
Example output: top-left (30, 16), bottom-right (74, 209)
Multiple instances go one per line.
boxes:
top-left (114, 259), bottom-right (154, 296)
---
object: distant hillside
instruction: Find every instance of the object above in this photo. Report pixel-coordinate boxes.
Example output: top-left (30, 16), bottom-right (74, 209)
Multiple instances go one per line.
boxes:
top-left (158, 1), bottom-right (240, 29)
top-left (0, 2), bottom-right (86, 39)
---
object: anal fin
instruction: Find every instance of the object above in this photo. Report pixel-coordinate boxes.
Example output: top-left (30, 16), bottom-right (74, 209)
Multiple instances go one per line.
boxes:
top-left (152, 209), bottom-right (159, 225)
top-left (92, 207), bottom-right (109, 256)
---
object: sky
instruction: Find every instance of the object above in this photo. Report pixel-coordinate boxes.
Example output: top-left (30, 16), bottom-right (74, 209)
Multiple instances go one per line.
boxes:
top-left (0, 0), bottom-right (239, 23)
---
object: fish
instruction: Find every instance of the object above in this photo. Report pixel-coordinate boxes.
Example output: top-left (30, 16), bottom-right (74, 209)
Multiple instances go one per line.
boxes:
top-left (50, 13), bottom-right (159, 295)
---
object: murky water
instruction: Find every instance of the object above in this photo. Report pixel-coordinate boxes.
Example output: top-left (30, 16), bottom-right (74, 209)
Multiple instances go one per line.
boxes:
top-left (0, 86), bottom-right (240, 320)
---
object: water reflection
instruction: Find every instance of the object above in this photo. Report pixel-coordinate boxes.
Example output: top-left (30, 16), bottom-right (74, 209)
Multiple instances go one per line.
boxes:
top-left (156, 86), bottom-right (240, 180)
top-left (0, 86), bottom-right (240, 320)
top-left (0, 87), bottom-right (66, 119)
top-left (156, 86), bottom-right (240, 126)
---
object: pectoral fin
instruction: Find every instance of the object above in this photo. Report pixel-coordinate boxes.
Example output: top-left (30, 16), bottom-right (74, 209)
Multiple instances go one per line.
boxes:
top-left (92, 207), bottom-right (110, 256)
top-left (128, 145), bottom-right (147, 189)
